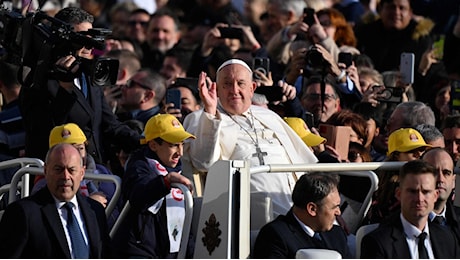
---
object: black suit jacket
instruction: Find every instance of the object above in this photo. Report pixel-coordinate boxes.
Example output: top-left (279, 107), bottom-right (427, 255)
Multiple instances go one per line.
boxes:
top-left (20, 78), bottom-right (140, 162)
top-left (253, 209), bottom-right (351, 258)
top-left (361, 213), bottom-right (460, 258)
top-left (445, 200), bottom-right (460, 243)
top-left (0, 187), bottom-right (111, 258)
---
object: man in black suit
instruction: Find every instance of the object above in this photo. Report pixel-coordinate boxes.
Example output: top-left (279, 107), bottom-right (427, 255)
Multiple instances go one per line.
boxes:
top-left (423, 148), bottom-right (460, 243)
top-left (20, 7), bottom-right (140, 164)
top-left (361, 160), bottom-right (460, 258)
top-left (253, 172), bottom-right (351, 258)
top-left (0, 143), bottom-right (111, 258)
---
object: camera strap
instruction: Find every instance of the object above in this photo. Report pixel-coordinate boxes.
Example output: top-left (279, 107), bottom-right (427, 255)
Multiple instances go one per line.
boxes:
top-left (320, 69), bottom-right (328, 114)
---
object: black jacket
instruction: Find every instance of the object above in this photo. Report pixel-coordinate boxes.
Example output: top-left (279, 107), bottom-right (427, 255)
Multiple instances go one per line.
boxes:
top-left (361, 212), bottom-right (460, 258)
top-left (20, 77), bottom-right (140, 163)
top-left (0, 187), bottom-right (111, 258)
top-left (111, 147), bottom-right (180, 258)
top-left (253, 209), bottom-right (351, 258)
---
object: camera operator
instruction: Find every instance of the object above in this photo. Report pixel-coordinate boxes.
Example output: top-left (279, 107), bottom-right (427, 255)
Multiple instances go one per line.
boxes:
top-left (20, 7), bottom-right (141, 163)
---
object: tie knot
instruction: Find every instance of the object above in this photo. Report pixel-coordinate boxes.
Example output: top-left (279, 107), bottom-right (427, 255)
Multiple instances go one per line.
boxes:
top-left (63, 202), bottom-right (74, 211)
top-left (313, 232), bottom-right (322, 241)
top-left (432, 215), bottom-right (445, 225)
top-left (418, 232), bottom-right (427, 241)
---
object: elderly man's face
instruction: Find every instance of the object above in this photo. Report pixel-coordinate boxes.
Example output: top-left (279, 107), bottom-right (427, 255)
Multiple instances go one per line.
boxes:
top-left (216, 64), bottom-right (256, 115)
top-left (380, 0), bottom-right (412, 30)
top-left (45, 144), bottom-right (85, 202)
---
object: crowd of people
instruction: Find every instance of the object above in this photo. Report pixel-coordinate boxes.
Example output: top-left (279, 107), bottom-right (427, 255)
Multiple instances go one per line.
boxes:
top-left (0, 0), bottom-right (459, 258)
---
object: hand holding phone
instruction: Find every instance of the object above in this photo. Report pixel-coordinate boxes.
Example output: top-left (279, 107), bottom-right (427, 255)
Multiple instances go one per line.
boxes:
top-left (217, 27), bottom-right (244, 40)
top-left (166, 88), bottom-right (181, 110)
top-left (338, 52), bottom-right (353, 68)
top-left (252, 58), bottom-right (270, 80)
top-left (303, 8), bottom-right (316, 26)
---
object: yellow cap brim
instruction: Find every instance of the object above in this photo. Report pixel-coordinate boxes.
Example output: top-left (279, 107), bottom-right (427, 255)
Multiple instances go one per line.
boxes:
top-left (302, 133), bottom-right (326, 147)
top-left (387, 143), bottom-right (432, 156)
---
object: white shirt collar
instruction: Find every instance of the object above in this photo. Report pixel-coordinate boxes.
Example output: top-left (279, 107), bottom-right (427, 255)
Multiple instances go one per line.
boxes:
top-left (429, 206), bottom-right (446, 221)
top-left (293, 211), bottom-right (315, 237)
top-left (400, 213), bottom-right (430, 239)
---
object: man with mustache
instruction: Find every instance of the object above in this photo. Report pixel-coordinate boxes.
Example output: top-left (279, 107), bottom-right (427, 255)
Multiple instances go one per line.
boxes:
top-left (422, 148), bottom-right (460, 244)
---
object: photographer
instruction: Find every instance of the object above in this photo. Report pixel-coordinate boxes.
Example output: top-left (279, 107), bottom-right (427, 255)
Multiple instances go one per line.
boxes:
top-left (20, 7), bottom-right (141, 163)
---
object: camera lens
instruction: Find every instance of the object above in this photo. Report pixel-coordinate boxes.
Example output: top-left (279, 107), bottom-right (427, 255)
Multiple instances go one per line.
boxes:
top-left (93, 60), bottom-right (110, 86)
top-left (379, 89), bottom-right (392, 100)
top-left (306, 48), bottom-right (324, 68)
top-left (91, 58), bottom-right (118, 87)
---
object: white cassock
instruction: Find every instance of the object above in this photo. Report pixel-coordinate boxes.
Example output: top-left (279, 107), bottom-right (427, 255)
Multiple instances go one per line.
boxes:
top-left (183, 104), bottom-right (318, 216)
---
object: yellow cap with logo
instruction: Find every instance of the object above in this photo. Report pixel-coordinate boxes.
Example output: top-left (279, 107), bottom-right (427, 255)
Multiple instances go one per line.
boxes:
top-left (141, 114), bottom-right (196, 144)
top-left (387, 128), bottom-right (431, 155)
top-left (49, 123), bottom-right (87, 148)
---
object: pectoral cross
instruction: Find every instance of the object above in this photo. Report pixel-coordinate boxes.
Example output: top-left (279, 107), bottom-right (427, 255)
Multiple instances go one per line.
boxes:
top-left (252, 144), bottom-right (267, 165)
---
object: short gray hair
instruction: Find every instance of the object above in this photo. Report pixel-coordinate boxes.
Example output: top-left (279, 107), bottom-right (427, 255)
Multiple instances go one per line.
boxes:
top-left (394, 101), bottom-right (435, 127)
top-left (269, 0), bottom-right (306, 18)
top-left (414, 124), bottom-right (443, 144)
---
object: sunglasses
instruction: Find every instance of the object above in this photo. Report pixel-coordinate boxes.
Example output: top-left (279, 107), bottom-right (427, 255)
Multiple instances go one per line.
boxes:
top-left (348, 151), bottom-right (362, 162)
top-left (125, 79), bottom-right (152, 90)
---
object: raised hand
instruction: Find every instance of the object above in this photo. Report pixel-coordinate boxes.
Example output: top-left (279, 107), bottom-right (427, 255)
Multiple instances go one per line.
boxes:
top-left (198, 71), bottom-right (218, 115)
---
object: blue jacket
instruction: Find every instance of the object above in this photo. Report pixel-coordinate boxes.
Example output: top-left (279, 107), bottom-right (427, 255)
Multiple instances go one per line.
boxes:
top-left (111, 147), bottom-right (180, 258)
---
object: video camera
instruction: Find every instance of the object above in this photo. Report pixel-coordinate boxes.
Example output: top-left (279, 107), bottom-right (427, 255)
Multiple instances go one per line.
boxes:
top-left (0, 8), bottom-right (118, 87)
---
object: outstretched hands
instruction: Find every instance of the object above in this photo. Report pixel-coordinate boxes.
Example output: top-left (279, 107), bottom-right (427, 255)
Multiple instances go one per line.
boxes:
top-left (198, 72), bottom-right (218, 115)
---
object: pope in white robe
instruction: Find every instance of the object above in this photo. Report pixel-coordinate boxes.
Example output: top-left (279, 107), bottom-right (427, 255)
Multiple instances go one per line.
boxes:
top-left (183, 59), bottom-right (318, 216)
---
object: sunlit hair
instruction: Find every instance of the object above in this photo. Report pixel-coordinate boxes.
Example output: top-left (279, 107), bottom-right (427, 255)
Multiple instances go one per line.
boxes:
top-left (326, 109), bottom-right (368, 145)
top-left (316, 8), bottom-right (357, 47)
top-left (292, 172), bottom-right (339, 208)
top-left (399, 159), bottom-right (438, 185)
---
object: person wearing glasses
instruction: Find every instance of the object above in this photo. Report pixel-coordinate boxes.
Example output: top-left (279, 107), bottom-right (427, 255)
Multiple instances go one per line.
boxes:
top-left (300, 75), bottom-right (341, 125)
top-left (118, 69), bottom-right (166, 125)
top-left (125, 8), bottom-right (151, 45)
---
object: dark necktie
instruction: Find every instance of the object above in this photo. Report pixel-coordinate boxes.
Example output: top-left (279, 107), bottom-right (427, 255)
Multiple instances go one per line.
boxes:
top-left (312, 232), bottom-right (325, 248)
top-left (432, 215), bottom-right (446, 226)
top-left (418, 232), bottom-right (429, 259)
top-left (63, 202), bottom-right (89, 259)
top-left (80, 73), bottom-right (88, 98)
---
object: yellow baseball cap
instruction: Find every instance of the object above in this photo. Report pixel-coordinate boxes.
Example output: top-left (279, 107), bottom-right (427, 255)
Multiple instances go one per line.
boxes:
top-left (284, 117), bottom-right (326, 147)
top-left (141, 114), bottom-right (196, 144)
top-left (387, 128), bottom-right (431, 155)
top-left (49, 123), bottom-right (87, 148)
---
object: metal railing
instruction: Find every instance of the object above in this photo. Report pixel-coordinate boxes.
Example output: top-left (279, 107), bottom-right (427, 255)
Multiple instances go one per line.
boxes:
top-left (193, 160), bottom-right (407, 258)
top-left (109, 183), bottom-right (194, 259)
top-left (0, 158), bottom-right (44, 198)
top-left (8, 167), bottom-right (122, 218)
